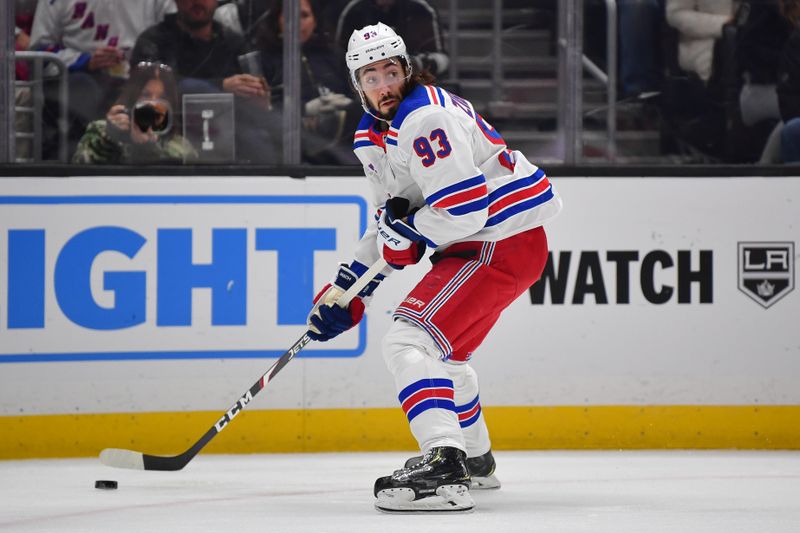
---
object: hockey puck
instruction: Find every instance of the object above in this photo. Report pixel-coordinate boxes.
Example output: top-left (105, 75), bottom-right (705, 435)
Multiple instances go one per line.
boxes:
top-left (94, 480), bottom-right (118, 490)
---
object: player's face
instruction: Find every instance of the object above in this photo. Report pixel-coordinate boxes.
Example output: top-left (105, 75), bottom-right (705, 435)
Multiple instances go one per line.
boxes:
top-left (358, 59), bottom-right (407, 119)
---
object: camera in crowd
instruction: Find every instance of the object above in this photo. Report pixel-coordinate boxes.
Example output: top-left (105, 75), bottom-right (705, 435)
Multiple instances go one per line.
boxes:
top-left (131, 99), bottom-right (172, 136)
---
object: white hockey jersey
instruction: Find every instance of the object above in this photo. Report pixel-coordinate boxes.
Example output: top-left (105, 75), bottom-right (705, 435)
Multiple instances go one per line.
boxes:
top-left (350, 84), bottom-right (562, 273)
top-left (30, 0), bottom-right (175, 71)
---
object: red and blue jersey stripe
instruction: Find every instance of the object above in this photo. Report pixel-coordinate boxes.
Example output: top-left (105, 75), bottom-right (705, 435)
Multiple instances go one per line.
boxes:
top-left (425, 175), bottom-right (488, 216)
top-left (353, 129), bottom-right (374, 150)
top-left (425, 85), bottom-right (448, 108)
top-left (398, 378), bottom-right (456, 422)
top-left (486, 168), bottom-right (553, 227)
top-left (476, 114), bottom-right (505, 146)
top-left (455, 395), bottom-right (482, 428)
top-left (386, 128), bottom-right (398, 146)
top-left (353, 114), bottom-right (386, 150)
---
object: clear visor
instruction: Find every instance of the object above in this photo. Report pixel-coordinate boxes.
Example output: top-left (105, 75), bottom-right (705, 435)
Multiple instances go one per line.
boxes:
top-left (355, 58), bottom-right (410, 91)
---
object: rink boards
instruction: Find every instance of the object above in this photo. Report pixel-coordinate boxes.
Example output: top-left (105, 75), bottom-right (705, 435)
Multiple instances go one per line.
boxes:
top-left (0, 175), bottom-right (798, 457)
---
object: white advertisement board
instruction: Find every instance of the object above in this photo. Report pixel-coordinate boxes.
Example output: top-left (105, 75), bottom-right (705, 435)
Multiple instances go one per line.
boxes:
top-left (0, 176), bottom-right (798, 416)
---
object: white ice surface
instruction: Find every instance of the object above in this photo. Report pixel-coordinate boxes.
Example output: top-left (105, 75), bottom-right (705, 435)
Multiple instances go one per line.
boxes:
top-left (1, 450), bottom-right (799, 533)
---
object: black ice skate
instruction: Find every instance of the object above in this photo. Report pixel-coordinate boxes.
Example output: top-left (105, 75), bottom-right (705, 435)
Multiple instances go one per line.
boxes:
top-left (404, 449), bottom-right (501, 490)
top-left (374, 447), bottom-right (474, 513)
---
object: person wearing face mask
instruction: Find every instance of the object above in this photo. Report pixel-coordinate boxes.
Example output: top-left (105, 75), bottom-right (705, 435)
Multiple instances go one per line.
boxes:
top-left (305, 23), bottom-right (562, 513)
top-left (255, 0), bottom-right (358, 164)
top-left (73, 63), bottom-right (196, 164)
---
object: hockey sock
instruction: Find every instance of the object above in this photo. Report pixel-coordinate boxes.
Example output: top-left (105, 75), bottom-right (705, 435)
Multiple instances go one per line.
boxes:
top-left (444, 362), bottom-right (491, 458)
top-left (383, 322), bottom-right (466, 453)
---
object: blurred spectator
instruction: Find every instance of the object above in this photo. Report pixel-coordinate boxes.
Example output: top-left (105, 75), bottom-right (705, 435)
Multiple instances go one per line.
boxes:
top-left (699, 0), bottom-right (796, 163)
top-left (131, 0), bottom-right (276, 163)
top-left (15, 0), bottom-right (37, 81)
top-left (334, 0), bottom-right (449, 76)
top-left (619, 0), bottom-right (665, 98)
top-left (585, 0), bottom-right (665, 98)
top-left (661, 1), bottom-right (792, 162)
top-left (780, 0), bottom-right (800, 27)
top-left (255, 0), bottom-right (357, 164)
top-left (660, 0), bottom-right (735, 158)
top-left (214, 0), bottom-right (271, 44)
top-left (777, 0), bottom-right (800, 161)
top-left (15, 0), bottom-right (38, 160)
top-left (29, 0), bottom-right (175, 154)
top-left (736, 1), bottom-right (794, 126)
top-left (30, 0), bottom-right (175, 76)
top-left (131, 0), bottom-right (264, 97)
top-left (73, 63), bottom-right (196, 164)
top-left (665, 0), bottom-right (735, 84)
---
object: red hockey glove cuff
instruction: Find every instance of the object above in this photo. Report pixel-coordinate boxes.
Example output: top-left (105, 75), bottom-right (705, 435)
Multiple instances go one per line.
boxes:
top-left (376, 207), bottom-right (428, 269)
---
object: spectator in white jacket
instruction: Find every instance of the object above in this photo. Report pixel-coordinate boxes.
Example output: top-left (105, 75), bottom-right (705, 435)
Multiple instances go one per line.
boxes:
top-left (666, 0), bottom-right (736, 82)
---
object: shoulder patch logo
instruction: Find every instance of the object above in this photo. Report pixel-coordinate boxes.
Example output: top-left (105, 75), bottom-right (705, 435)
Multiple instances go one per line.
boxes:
top-left (738, 242), bottom-right (795, 308)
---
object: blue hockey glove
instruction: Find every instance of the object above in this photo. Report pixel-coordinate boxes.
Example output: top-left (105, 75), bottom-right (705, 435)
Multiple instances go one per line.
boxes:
top-left (307, 263), bottom-right (382, 342)
top-left (308, 302), bottom-right (362, 342)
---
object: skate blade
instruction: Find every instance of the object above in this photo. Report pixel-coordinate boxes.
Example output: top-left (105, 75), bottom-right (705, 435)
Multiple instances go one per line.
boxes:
top-left (375, 484), bottom-right (475, 514)
top-left (471, 474), bottom-right (501, 490)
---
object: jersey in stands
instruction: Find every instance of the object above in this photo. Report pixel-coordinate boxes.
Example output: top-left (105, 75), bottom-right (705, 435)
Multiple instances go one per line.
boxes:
top-left (30, 0), bottom-right (175, 71)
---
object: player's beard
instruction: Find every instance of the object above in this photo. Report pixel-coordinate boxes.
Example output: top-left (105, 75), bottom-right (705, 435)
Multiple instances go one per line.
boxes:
top-left (374, 86), bottom-right (405, 120)
top-left (377, 97), bottom-right (398, 120)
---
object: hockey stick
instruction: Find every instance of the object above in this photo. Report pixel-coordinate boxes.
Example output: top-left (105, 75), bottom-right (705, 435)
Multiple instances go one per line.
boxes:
top-left (100, 258), bottom-right (388, 471)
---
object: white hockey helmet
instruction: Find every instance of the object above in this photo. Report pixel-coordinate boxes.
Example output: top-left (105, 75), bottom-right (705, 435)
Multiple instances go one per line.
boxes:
top-left (345, 22), bottom-right (412, 90)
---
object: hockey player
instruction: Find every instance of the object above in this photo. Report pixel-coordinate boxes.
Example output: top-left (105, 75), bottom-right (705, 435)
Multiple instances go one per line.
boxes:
top-left (306, 22), bottom-right (562, 513)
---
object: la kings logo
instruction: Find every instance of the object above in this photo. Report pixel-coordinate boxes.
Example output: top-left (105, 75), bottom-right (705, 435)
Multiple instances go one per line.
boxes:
top-left (738, 242), bottom-right (795, 308)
